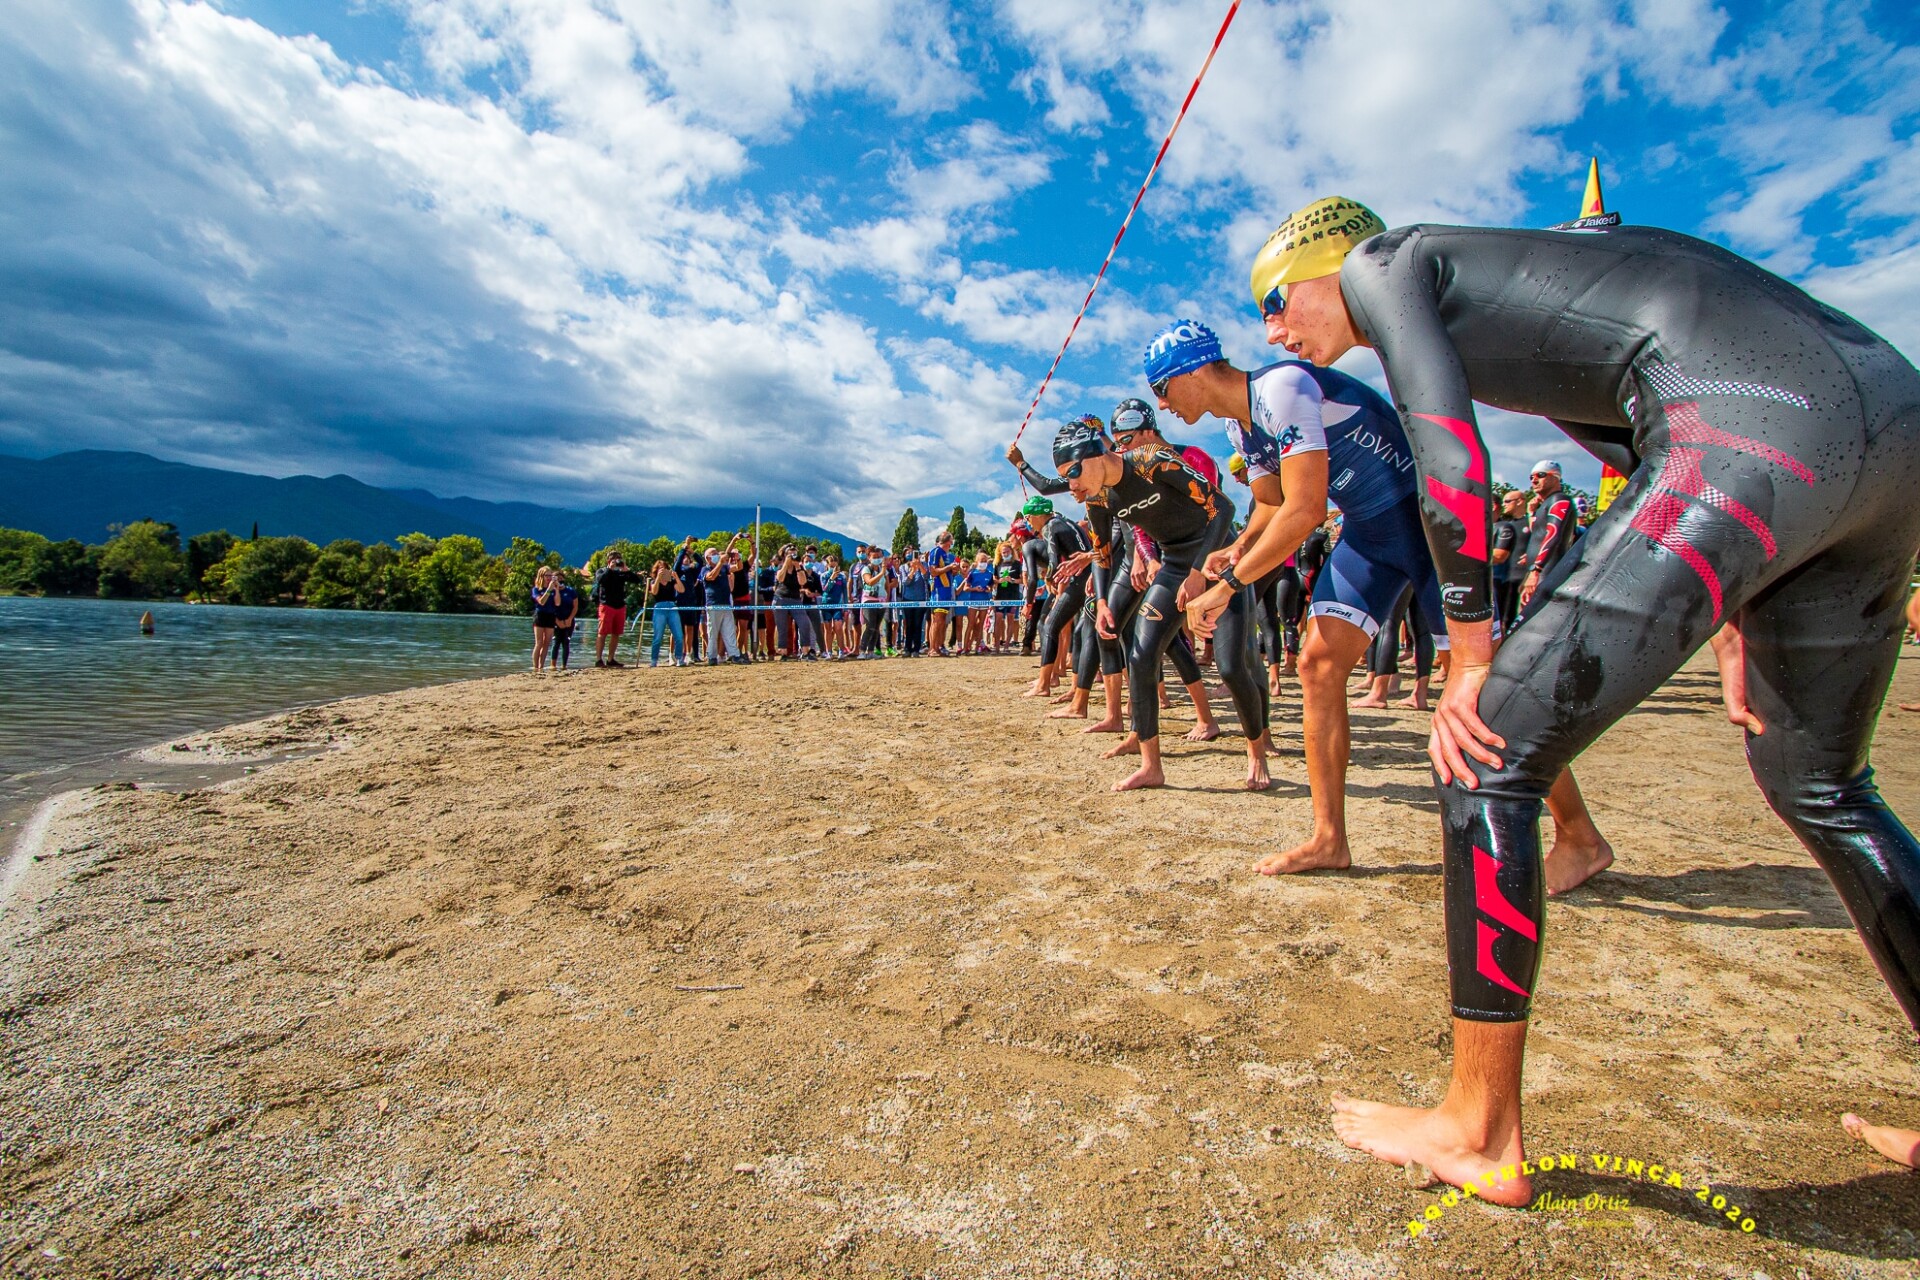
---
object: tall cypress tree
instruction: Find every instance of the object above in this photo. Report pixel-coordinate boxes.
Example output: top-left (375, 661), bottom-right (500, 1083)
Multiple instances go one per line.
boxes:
top-left (890, 508), bottom-right (920, 558)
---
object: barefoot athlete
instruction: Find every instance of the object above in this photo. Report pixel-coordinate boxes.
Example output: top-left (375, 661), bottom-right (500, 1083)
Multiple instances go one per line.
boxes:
top-left (1245, 196), bottom-right (1920, 1196)
top-left (1019, 489), bottom-right (1092, 698)
top-left (1159, 316), bottom-right (1451, 873)
top-left (1017, 405), bottom-right (1223, 739)
top-left (1053, 418), bottom-right (1272, 792)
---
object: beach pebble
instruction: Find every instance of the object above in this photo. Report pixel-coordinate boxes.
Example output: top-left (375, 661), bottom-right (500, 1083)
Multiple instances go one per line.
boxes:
top-left (1405, 1160), bottom-right (1438, 1188)
top-left (733, 1162), bottom-right (757, 1175)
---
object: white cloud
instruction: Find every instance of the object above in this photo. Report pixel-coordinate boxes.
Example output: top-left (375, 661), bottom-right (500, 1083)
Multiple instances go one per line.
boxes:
top-left (4, 0), bottom-right (1915, 549)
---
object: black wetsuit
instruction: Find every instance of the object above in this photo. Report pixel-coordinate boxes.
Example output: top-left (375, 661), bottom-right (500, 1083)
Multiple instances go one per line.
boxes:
top-left (1271, 526), bottom-right (1329, 660)
top-left (1341, 221), bottom-right (1920, 1030)
top-left (1020, 535), bottom-right (1050, 652)
top-left (1517, 489), bottom-right (1578, 623)
top-left (1087, 447), bottom-right (1265, 742)
top-left (1017, 459), bottom-right (1069, 497)
top-left (1036, 514), bottom-right (1090, 667)
top-left (1490, 516), bottom-right (1525, 631)
top-left (1075, 516), bottom-right (1137, 691)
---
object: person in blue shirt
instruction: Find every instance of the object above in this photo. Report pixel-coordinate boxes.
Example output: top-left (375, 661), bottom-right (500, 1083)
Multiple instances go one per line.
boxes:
top-left (960, 554), bottom-right (996, 653)
top-left (896, 551), bottom-right (931, 655)
top-left (926, 530), bottom-right (959, 656)
top-left (821, 558), bottom-right (849, 658)
top-left (549, 576), bottom-right (580, 672)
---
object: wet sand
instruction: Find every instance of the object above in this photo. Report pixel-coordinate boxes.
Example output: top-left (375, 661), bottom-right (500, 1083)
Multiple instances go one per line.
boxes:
top-left (3, 652), bottom-right (1919, 1277)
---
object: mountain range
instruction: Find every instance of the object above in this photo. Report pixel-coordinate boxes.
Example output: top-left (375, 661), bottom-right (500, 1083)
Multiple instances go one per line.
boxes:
top-left (0, 451), bottom-right (858, 563)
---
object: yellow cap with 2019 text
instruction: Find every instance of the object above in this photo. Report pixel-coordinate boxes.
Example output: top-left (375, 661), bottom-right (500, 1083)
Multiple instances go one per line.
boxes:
top-left (1249, 197), bottom-right (1385, 305)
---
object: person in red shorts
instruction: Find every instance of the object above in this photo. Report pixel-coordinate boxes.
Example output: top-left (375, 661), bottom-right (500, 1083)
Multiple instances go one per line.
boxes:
top-left (592, 551), bottom-right (640, 668)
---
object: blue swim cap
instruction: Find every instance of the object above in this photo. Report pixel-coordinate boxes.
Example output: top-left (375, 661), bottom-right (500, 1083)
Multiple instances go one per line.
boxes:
top-left (1143, 318), bottom-right (1223, 388)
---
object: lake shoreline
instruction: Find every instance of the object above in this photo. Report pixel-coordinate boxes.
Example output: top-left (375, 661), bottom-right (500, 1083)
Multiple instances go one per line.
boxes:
top-left (0, 595), bottom-right (532, 849)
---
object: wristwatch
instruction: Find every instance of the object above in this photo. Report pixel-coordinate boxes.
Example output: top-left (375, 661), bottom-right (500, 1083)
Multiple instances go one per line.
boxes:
top-left (1219, 565), bottom-right (1245, 592)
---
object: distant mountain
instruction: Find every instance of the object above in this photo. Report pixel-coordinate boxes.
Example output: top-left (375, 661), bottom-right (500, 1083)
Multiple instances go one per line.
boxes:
top-left (0, 451), bottom-right (857, 562)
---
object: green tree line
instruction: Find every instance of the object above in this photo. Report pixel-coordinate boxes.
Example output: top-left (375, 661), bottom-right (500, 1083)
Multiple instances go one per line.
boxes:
top-left (0, 519), bottom-right (873, 614)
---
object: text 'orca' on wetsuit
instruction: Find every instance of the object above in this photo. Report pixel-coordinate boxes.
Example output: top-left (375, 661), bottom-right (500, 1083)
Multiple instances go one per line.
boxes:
top-left (1086, 448), bottom-right (1265, 742)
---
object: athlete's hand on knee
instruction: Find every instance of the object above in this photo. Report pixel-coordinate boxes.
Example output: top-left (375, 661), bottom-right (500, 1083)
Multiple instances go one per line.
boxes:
top-left (1176, 568), bottom-right (1208, 611)
top-left (1130, 560), bottom-right (1150, 591)
top-left (1185, 583), bottom-right (1230, 641)
top-left (1096, 601), bottom-right (1118, 640)
top-left (1709, 622), bottom-right (1765, 736)
top-left (1427, 664), bottom-right (1505, 786)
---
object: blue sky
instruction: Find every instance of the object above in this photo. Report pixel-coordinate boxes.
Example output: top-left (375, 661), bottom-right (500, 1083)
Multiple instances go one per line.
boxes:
top-left (3, 0), bottom-right (1917, 543)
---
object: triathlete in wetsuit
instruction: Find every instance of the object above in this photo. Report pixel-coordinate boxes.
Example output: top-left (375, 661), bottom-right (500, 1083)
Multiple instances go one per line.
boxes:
top-left (1054, 419), bottom-right (1271, 792)
top-left (1018, 507), bottom-right (1051, 655)
top-left (1030, 498), bottom-right (1091, 698)
top-left (1154, 317), bottom-right (1450, 873)
top-left (1058, 509), bottom-right (1135, 725)
top-left (1256, 196), bottom-right (1920, 1197)
top-left (1516, 461), bottom-right (1578, 620)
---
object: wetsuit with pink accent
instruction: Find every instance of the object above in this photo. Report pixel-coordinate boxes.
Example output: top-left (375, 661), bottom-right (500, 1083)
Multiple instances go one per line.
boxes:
top-left (1341, 222), bottom-right (1920, 1031)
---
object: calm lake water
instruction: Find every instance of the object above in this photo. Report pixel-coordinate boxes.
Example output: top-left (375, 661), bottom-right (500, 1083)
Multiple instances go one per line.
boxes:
top-left (0, 596), bottom-right (541, 837)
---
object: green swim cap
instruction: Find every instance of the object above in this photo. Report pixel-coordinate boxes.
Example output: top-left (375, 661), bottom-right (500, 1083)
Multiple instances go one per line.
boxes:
top-left (1021, 496), bottom-right (1055, 517)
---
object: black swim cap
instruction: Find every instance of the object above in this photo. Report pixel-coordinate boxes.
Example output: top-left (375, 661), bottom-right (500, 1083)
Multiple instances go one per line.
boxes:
top-left (1053, 417), bottom-right (1108, 468)
top-left (1111, 398), bottom-right (1156, 437)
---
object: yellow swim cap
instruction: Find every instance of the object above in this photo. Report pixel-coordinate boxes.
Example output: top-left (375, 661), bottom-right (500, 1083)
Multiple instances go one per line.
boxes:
top-left (1249, 197), bottom-right (1385, 311)
top-left (1227, 451), bottom-right (1247, 475)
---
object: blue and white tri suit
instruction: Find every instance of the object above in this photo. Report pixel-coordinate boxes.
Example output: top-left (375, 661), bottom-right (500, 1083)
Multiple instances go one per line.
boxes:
top-left (1231, 360), bottom-right (1448, 647)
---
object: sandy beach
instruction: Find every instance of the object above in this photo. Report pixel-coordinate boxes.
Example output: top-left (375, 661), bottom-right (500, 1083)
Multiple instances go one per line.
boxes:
top-left (4, 651), bottom-right (1919, 1278)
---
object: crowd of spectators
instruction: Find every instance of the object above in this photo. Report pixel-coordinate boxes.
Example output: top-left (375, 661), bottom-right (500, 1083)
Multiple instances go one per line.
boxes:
top-left (526, 474), bottom-right (1592, 677)
top-left (530, 527), bottom-right (1041, 672)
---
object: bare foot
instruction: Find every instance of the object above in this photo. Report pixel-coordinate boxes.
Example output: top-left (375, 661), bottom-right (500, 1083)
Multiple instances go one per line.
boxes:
top-left (1254, 832), bottom-right (1351, 875)
top-left (1842, 1113), bottom-right (1920, 1168)
top-left (1047, 705), bottom-right (1087, 720)
top-left (1185, 721), bottom-right (1222, 743)
top-left (1024, 680), bottom-right (1052, 698)
top-left (1159, 693), bottom-right (1174, 709)
top-left (1543, 831), bottom-right (1615, 896)
top-left (1397, 692), bottom-right (1430, 710)
top-left (1903, 704), bottom-right (1920, 713)
top-left (1082, 717), bottom-right (1126, 734)
top-left (1330, 1093), bottom-right (1531, 1207)
top-left (1351, 692), bottom-right (1390, 709)
top-left (1102, 733), bottom-right (1142, 760)
top-left (1245, 751), bottom-right (1272, 792)
top-left (1112, 762), bottom-right (1166, 791)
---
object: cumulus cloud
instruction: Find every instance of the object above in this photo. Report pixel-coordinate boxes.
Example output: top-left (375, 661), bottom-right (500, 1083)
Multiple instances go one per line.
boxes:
top-left (0, 0), bottom-right (1913, 545)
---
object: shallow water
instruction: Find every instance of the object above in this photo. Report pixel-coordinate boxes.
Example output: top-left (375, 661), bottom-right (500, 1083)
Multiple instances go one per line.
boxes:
top-left (0, 597), bottom-right (540, 837)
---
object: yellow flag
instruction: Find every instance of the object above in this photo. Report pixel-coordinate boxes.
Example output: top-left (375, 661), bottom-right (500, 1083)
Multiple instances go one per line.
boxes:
top-left (1581, 158), bottom-right (1606, 219)
top-left (1596, 464), bottom-right (1628, 513)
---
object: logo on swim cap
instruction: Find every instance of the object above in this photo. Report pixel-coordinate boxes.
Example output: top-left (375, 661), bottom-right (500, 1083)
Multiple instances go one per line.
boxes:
top-left (1142, 319), bottom-right (1223, 389)
top-left (1110, 398), bottom-right (1155, 436)
top-left (1052, 417), bottom-right (1108, 468)
top-left (1249, 197), bottom-right (1385, 306)
top-left (1021, 495), bottom-right (1054, 517)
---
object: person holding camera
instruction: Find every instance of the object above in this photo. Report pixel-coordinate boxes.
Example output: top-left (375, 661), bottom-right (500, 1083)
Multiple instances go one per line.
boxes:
top-left (702, 536), bottom-right (748, 664)
top-left (590, 551), bottom-right (638, 668)
top-left (646, 558), bottom-right (685, 666)
top-left (672, 536), bottom-right (706, 663)
top-left (773, 544), bottom-right (820, 659)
